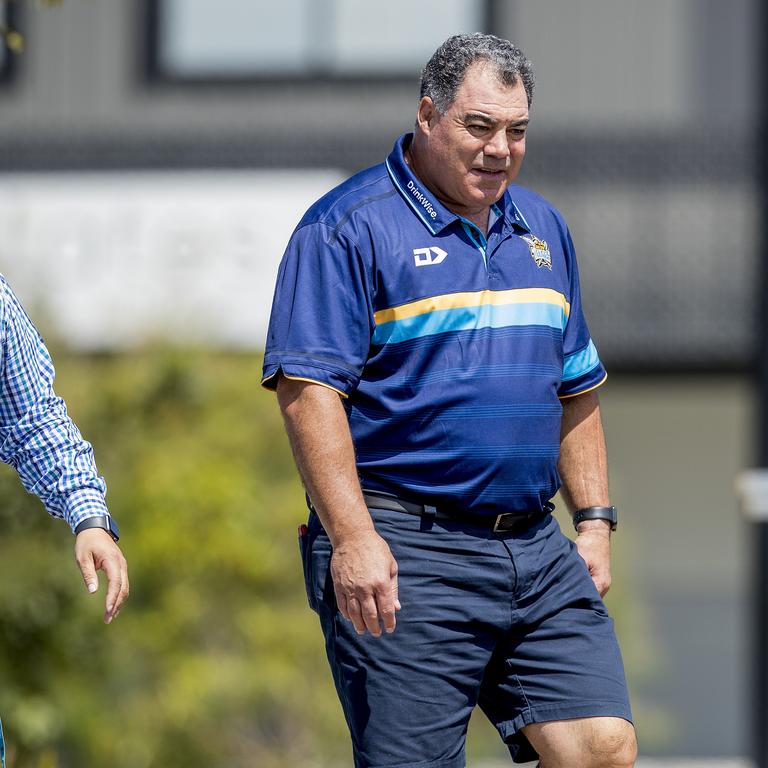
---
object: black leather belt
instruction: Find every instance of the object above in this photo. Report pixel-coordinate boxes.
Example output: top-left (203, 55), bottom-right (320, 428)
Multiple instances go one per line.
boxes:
top-left (361, 491), bottom-right (554, 533)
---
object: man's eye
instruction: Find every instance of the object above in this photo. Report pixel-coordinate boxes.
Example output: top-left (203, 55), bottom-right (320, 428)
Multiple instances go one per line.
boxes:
top-left (467, 124), bottom-right (489, 133)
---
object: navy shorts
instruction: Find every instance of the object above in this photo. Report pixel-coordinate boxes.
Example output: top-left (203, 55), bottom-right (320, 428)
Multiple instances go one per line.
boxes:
top-left (300, 506), bottom-right (633, 768)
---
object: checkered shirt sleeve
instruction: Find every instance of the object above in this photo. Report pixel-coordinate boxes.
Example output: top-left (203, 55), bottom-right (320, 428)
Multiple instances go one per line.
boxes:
top-left (0, 276), bottom-right (108, 532)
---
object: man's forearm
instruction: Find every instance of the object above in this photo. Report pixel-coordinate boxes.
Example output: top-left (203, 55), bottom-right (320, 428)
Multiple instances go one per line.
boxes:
top-left (2, 396), bottom-right (108, 526)
top-left (276, 375), bottom-right (374, 547)
top-left (559, 390), bottom-right (614, 594)
top-left (0, 290), bottom-right (108, 531)
top-left (558, 390), bottom-right (610, 513)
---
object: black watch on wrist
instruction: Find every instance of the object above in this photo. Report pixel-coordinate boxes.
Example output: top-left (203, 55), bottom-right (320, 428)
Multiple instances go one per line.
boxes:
top-left (572, 506), bottom-right (617, 532)
top-left (74, 515), bottom-right (120, 542)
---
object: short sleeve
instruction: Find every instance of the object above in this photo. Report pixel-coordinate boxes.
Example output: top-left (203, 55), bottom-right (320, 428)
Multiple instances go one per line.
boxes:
top-left (557, 228), bottom-right (607, 399)
top-left (262, 222), bottom-right (374, 396)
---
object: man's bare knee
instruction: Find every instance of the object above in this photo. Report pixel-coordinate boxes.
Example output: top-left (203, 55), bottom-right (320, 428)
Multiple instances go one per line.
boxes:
top-left (533, 718), bottom-right (637, 768)
top-left (588, 719), bottom-right (637, 768)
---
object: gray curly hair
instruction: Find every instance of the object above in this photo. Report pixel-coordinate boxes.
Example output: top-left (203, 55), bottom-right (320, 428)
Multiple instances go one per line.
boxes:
top-left (420, 33), bottom-right (535, 112)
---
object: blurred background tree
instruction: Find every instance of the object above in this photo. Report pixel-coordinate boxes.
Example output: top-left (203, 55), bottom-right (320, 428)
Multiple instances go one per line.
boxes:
top-left (0, 350), bottom-right (352, 768)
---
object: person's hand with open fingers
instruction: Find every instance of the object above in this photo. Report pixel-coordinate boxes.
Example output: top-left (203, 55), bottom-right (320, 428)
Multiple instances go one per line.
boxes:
top-left (74, 528), bottom-right (129, 624)
top-left (331, 528), bottom-right (400, 637)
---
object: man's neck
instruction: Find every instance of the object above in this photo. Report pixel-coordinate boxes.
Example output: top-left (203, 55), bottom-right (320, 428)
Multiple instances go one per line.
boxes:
top-left (462, 208), bottom-right (491, 236)
top-left (404, 144), bottom-right (491, 237)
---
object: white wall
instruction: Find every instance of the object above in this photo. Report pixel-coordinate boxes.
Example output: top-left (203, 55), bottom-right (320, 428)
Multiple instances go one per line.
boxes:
top-left (1, 170), bottom-right (345, 349)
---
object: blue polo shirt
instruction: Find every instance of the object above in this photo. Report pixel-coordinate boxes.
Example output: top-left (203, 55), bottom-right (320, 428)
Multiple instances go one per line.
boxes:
top-left (263, 133), bottom-right (606, 516)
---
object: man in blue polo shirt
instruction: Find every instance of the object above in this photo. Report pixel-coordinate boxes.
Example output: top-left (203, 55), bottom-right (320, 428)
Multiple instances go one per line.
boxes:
top-left (264, 33), bottom-right (636, 768)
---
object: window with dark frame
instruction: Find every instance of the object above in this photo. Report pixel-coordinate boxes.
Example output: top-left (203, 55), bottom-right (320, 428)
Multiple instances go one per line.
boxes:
top-left (145, 0), bottom-right (491, 83)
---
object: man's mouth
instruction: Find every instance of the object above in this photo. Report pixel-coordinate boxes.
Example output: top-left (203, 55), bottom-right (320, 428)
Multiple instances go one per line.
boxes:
top-left (471, 168), bottom-right (505, 176)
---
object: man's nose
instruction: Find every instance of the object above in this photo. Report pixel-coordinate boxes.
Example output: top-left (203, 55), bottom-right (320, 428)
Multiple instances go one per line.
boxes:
top-left (484, 129), bottom-right (511, 158)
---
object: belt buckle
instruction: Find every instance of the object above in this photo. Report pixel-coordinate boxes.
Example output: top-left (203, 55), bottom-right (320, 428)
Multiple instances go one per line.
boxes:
top-left (493, 513), bottom-right (511, 533)
top-left (493, 511), bottom-right (532, 533)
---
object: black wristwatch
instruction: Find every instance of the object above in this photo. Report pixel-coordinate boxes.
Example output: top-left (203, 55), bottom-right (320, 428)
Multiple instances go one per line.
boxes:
top-left (74, 515), bottom-right (120, 542)
top-left (572, 506), bottom-right (617, 532)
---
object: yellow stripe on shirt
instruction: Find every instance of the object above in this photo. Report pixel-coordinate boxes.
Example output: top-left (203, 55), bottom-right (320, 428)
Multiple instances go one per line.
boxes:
top-left (373, 288), bottom-right (570, 326)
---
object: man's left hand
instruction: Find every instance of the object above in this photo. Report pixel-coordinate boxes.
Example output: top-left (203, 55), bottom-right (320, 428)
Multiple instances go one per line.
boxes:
top-left (74, 529), bottom-right (129, 624)
top-left (574, 520), bottom-right (612, 597)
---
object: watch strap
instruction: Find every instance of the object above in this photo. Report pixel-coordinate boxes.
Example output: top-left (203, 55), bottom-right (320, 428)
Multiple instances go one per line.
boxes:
top-left (74, 515), bottom-right (120, 542)
top-left (573, 506), bottom-right (617, 532)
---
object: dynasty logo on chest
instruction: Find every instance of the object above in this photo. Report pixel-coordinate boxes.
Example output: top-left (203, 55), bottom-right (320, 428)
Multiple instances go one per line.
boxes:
top-left (412, 246), bottom-right (448, 267)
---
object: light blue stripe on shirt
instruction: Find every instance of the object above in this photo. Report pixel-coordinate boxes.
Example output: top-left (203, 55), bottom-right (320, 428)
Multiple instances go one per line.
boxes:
top-left (372, 302), bottom-right (567, 346)
top-left (563, 339), bottom-right (601, 381)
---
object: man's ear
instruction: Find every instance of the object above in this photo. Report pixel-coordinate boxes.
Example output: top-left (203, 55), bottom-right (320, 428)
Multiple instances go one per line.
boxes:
top-left (416, 96), bottom-right (438, 135)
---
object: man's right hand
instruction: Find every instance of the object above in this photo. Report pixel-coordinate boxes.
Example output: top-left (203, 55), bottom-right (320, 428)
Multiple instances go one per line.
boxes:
top-left (330, 528), bottom-right (401, 637)
top-left (276, 375), bottom-right (400, 636)
top-left (75, 528), bottom-right (129, 624)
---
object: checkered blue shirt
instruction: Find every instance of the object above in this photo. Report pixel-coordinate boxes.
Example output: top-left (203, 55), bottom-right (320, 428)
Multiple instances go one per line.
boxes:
top-left (0, 275), bottom-right (108, 532)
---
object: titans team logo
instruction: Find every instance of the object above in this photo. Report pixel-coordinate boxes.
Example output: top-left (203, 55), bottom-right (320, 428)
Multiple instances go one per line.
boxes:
top-left (521, 235), bottom-right (552, 270)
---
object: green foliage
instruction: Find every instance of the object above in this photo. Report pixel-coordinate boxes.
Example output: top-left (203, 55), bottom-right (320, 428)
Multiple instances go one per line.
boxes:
top-left (0, 349), bottom-right (349, 768)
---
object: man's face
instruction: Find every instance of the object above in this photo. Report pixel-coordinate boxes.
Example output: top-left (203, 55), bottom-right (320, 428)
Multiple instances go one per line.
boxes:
top-left (414, 62), bottom-right (529, 216)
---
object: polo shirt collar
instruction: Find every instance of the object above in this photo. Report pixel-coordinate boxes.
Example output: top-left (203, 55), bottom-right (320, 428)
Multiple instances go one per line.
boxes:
top-left (385, 133), bottom-right (531, 236)
top-left (496, 195), bottom-right (532, 235)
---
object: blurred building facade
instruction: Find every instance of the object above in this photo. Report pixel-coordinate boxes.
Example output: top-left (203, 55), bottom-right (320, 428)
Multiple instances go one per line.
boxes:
top-left (0, 0), bottom-right (756, 365)
top-left (0, 0), bottom-right (758, 760)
